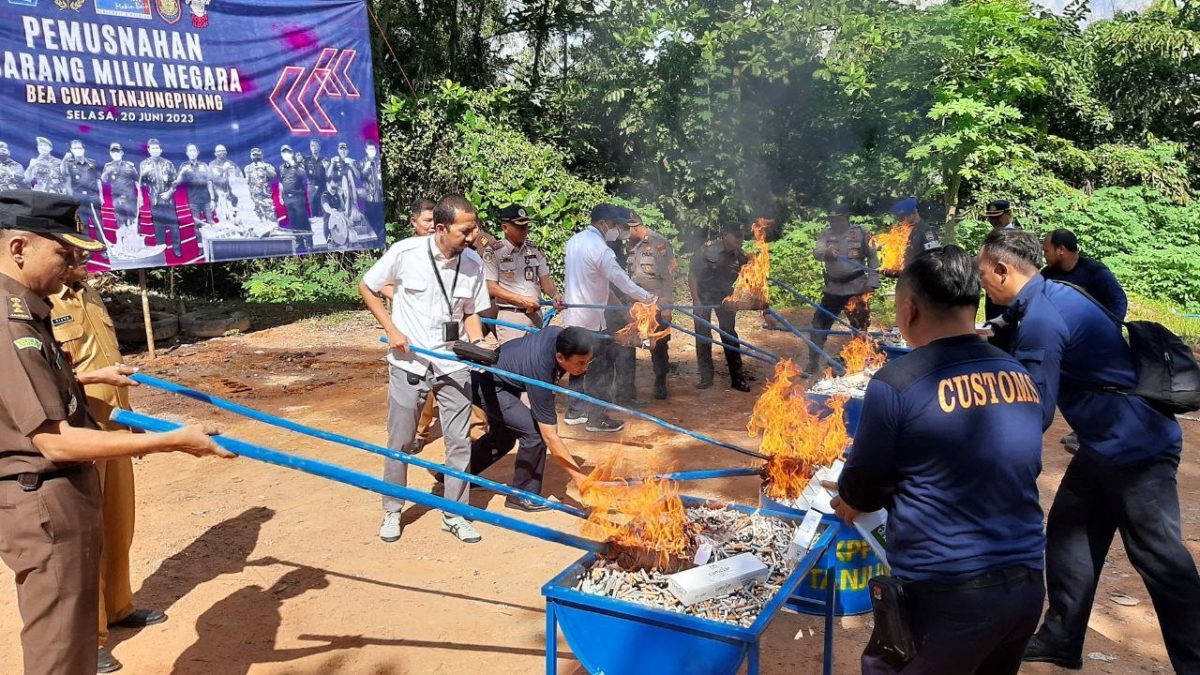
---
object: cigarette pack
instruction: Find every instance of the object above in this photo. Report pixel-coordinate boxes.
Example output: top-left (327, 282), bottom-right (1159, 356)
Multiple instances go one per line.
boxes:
top-left (803, 460), bottom-right (846, 514)
top-left (666, 552), bottom-right (769, 607)
top-left (853, 509), bottom-right (889, 568)
top-left (788, 508), bottom-right (825, 559)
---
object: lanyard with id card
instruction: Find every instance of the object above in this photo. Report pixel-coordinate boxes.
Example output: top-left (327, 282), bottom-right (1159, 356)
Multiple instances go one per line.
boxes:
top-left (428, 245), bottom-right (463, 342)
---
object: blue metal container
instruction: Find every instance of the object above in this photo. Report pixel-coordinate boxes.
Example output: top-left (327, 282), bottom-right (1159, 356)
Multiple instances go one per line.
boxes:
top-left (882, 345), bottom-right (911, 361)
top-left (542, 526), bottom-right (839, 675)
top-left (759, 493), bottom-right (884, 617)
top-left (805, 393), bottom-right (864, 437)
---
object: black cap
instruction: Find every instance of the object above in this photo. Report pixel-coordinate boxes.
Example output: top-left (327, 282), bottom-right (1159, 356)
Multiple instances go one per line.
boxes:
top-left (498, 204), bottom-right (531, 226)
top-left (280, 144), bottom-right (293, 153)
top-left (983, 200), bottom-right (1011, 217)
top-left (109, 142), bottom-right (123, 152)
top-left (147, 138), bottom-right (160, 146)
top-left (0, 190), bottom-right (105, 252)
top-left (250, 147), bottom-right (263, 155)
top-left (828, 202), bottom-right (850, 217)
top-left (338, 142), bottom-right (348, 150)
top-left (590, 203), bottom-right (621, 225)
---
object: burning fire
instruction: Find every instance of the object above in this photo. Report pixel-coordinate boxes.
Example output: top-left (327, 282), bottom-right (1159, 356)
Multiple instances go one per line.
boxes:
top-left (724, 219), bottom-right (772, 309)
top-left (875, 223), bottom-right (913, 273)
top-left (616, 300), bottom-right (672, 347)
top-left (845, 291), bottom-right (873, 319)
top-left (840, 334), bottom-right (887, 374)
top-left (579, 454), bottom-right (696, 572)
top-left (747, 359), bottom-right (851, 500)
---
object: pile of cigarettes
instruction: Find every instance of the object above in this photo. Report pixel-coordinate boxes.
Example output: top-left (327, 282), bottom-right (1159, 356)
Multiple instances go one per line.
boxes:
top-left (807, 369), bottom-right (877, 399)
top-left (572, 506), bottom-right (824, 627)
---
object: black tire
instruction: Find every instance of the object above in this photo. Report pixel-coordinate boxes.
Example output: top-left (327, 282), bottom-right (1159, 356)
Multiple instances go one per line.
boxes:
top-left (115, 312), bottom-right (180, 345)
top-left (181, 310), bottom-right (251, 338)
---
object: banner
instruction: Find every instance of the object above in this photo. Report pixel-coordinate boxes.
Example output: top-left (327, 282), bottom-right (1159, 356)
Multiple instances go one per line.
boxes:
top-left (0, 0), bottom-right (385, 272)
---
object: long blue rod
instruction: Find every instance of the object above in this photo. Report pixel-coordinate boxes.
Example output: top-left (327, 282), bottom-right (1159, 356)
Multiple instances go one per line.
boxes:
top-left (595, 467), bottom-right (762, 486)
top-left (130, 373), bottom-right (587, 518)
top-left (481, 316), bottom-right (609, 342)
top-left (764, 307), bottom-right (846, 374)
top-left (112, 409), bottom-right (607, 554)
top-left (768, 277), bottom-right (860, 334)
top-left (762, 324), bottom-right (885, 338)
top-left (836, 256), bottom-right (874, 273)
top-left (674, 308), bottom-right (782, 361)
top-left (546, 301), bottom-right (740, 312)
top-left (665, 321), bottom-right (777, 364)
top-left (393, 342), bottom-right (768, 461)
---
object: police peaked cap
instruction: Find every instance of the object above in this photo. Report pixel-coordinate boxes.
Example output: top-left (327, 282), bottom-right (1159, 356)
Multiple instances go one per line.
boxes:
top-left (0, 190), bottom-right (105, 252)
top-left (498, 204), bottom-right (531, 225)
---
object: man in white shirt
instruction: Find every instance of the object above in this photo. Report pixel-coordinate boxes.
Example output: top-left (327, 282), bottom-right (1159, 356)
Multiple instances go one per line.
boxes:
top-left (359, 195), bottom-right (491, 544)
top-left (561, 204), bottom-right (654, 432)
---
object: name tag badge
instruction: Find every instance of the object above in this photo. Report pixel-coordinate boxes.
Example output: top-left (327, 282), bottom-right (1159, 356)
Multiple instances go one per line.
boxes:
top-left (524, 267), bottom-right (537, 282)
top-left (52, 315), bottom-right (73, 327)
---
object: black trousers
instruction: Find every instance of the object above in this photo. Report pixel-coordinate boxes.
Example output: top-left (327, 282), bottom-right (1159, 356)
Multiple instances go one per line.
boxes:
top-left (693, 306), bottom-right (743, 384)
top-left (565, 335), bottom-right (619, 423)
top-left (808, 291), bottom-right (871, 372)
top-left (862, 567), bottom-right (1044, 675)
top-left (470, 377), bottom-right (547, 495)
top-left (151, 202), bottom-right (183, 256)
top-left (614, 317), bottom-right (670, 400)
top-left (1035, 447), bottom-right (1200, 673)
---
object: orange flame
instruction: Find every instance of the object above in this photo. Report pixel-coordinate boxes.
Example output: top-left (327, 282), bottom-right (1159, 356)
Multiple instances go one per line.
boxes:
top-left (846, 291), bottom-right (873, 318)
top-left (616, 300), bottom-right (672, 347)
top-left (840, 334), bottom-right (887, 374)
top-left (724, 219), bottom-right (772, 309)
top-left (748, 359), bottom-right (851, 500)
top-left (876, 223), bottom-right (913, 273)
top-left (579, 454), bottom-right (694, 571)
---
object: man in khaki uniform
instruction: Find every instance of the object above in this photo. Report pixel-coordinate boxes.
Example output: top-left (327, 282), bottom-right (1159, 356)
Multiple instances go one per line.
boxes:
top-left (51, 263), bottom-right (167, 673)
top-left (615, 212), bottom-right (675, 400)
top-left (0, 190), bottom-right (231, 675)
top-left (482, 205), bottom-right (563, 344)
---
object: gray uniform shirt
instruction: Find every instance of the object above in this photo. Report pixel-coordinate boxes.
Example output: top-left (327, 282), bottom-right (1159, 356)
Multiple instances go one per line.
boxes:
top-left (626, 229), bottom-right (676, 302)
top-left (813, 225), bottom-right (880, 296)
top-left (483, 237), bottom-right (549, 309)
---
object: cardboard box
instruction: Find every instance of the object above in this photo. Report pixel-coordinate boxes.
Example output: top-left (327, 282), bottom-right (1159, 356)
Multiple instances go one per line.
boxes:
top-left (667, 552), bottom-right (769, 606)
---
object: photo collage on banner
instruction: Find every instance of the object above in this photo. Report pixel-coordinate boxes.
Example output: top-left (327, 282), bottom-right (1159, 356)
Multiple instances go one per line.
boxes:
top-left (0, 0), bottom-right (384, 271)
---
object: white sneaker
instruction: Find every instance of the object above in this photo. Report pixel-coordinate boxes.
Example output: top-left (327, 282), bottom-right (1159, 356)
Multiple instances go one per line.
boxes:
top-left (442, 515), bottom-right (482, 543)
top-left (564, 414), bottom-right (587, 426)
top-left (379, 511), bottom-right (403, 542)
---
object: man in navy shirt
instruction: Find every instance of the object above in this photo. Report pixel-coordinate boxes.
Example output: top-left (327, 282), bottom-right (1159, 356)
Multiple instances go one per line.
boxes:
top-left (834, 245), bottom-right (1046, 675)
top-left (1041, 228), bottom-right (1127, 320)
top-left (470, 326), bottom-right (594, 511)
top-left (979, 229), bottom-right (1200, 673)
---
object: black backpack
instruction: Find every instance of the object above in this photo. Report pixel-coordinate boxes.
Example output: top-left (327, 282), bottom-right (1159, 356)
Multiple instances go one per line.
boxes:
top-left (1055, 281), bottom-right (1200, 414)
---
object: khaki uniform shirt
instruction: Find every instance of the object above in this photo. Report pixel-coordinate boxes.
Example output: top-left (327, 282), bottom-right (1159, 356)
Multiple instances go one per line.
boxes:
top-left (50, 282), bottom-right (129, 430)
top-left (0, 273), bottom-right (96, 478)
top-left (626, 230), bottom-right (676, 302)
top-left (483, 238), bottom-right (549, 309)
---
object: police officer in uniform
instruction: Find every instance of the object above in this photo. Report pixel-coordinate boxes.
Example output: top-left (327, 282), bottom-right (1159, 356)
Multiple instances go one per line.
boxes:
top-left (26, 137), bottom-right (66, 194)
top-left (326, 142), bottom-right (358, 198)
top-left (208, 144), bottom-right (241, 217)
top-left (304, 139), bottom-right (328, 219)
top-left (101, 143), bottom-right (139, 232)
top-left (688, 223), bottom-right (750, 392)
top-left (0, 190), bottom-right (231, 675)
top-left (243, 147), bottom-right (278, 228)
top-left (981, 200), bottom-right (1019, 352)
top-left (359, 142), bottom-right (385, 238)
top-left (0, 141), bottom-right (29, 192)
top-left (277, 145), bottom-right (312, 252)
top-left (175, 143), bottom-right (216, 229)
top-left (64, 140), bottom-right (103, 240)
top-left (139, 139), bottom-right (181, 257)
top-left (833, 245), bottom-right (1046, 675)
top-left (616, 212), bottom-right (675, 399)
top-left (49, 255), bottom-right (166, 673)
top-left (807, 203), bottom-right (880, 376)
top-left (482, 205), bottom-right (563, 344)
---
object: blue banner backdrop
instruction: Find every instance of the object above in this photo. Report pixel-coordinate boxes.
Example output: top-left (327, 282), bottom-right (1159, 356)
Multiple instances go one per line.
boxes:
top-left (0, 0), bottom-right (384, 271)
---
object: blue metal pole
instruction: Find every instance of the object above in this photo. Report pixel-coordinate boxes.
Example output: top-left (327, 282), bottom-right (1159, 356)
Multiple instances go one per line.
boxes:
top-left (836, 256), bottom-right (873, 274)
top-left (763, 307), bottom-right (846, 374)
top-left (386, 341), bottom-right (768, 461)
top-left (112, 409), bottom-right (608, 554)
top-left (665, 321), bottom-right (777, 365)
top-left (129, 373), bottom-right (587, 519)
top-left (544, 301), bottom-right (734, 312)
top-left (674, 308), bottom-right (782, 361)
top-left (481, 316), bottom-right (538, 335)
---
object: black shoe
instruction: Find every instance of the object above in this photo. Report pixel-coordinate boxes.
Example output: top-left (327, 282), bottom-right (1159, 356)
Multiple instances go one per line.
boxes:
top-left (109, 608), bottom-right (167, 628)
top-left (653, 381), bottom-right (667, 400)
top-left (731, 380), bottom-right (751, 392)
top-left (97, 647), bottom-right (122, 673)
top-left (1022, 635), bottom-right (1083, 670)
top-left (585, 417), bottom-right (625, 433)
top-left (697, 379), bottom-right (713, 390)
top-left (505, 496), bottom-right (550, 512)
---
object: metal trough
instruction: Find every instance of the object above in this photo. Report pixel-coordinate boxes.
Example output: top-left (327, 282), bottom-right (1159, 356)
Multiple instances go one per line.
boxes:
top-left (543, 525), bottom-right (839, 675)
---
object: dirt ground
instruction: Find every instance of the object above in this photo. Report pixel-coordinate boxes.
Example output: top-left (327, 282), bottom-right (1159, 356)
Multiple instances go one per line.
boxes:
top-left (1, 307), bottom-right (1196, 674)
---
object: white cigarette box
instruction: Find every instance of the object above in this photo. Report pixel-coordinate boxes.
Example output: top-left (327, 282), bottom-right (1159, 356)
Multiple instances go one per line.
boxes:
top-left (788, 508), bottom-right (825, 559)
top-left (667, 552), bottom-right (769, 607)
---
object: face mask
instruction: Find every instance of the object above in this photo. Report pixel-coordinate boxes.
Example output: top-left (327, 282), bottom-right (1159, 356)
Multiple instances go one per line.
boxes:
top-left (366, 147), bottom-right (377, 158)
top-left (282, 152), bottom-right (294, 163)
top-left (149, 147), bottom-right (162, 158)
top-left (604, 226), bottom-right (620, 242)
top-left (110, 153), bottom-right (122, 162)
top-left (71, 148), bottom-right (84, 158)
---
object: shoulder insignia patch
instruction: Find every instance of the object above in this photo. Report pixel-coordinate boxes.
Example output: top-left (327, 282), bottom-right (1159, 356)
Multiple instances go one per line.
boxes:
top-left (14, 336), bottom-right (43, 351)
top-left (52, 315), bottom-right (74, 327)
top-left (488, 238), bottom-right (505, 251)
top-left (8, 297), bottom-right (32, 321)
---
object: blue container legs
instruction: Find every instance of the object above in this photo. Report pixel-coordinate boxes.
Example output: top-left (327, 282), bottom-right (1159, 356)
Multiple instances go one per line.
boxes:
top-left (543, 526), bottom-right (840, 675)
top-left (760, 493), bottom-right (884, 617)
